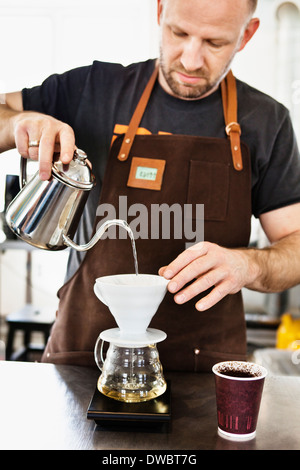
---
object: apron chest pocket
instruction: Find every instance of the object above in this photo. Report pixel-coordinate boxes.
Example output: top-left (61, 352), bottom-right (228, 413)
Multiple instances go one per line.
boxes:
top-left (187, 160), bottom-right (229, 221)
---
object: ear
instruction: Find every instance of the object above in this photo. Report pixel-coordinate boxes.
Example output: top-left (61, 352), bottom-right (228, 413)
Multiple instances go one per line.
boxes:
top-left (238, 17), bottom-right (260, 51)
top-left (157, 0), bottom-right (163, 26)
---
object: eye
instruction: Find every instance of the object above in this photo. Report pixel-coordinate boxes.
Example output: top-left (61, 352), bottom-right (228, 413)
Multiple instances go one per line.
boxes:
top-left (208, 41), bottom-right (222, 48)
top-left (171, 28), bottom-right (187, 38)
top-left (207, 40), bottom-right (225, 49)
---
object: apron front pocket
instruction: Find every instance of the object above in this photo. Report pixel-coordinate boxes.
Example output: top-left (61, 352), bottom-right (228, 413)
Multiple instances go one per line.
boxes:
top-left (187, 160), bottom-right (229, 221)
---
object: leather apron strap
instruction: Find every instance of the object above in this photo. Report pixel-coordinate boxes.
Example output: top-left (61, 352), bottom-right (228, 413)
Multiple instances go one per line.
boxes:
top-left (117, 65), bottom-right (159, 162)
top-left (117, 65), bottom-right (243, 171)
top-left (221, 70), bottom-right (243, 171)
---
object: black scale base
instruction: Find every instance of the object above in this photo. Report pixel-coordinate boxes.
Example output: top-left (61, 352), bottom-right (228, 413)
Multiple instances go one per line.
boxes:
top-left (87, 380), bottom-right (171, 431)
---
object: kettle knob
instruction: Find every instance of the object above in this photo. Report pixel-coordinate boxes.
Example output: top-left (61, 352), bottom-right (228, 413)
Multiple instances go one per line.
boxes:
top-left (74, 148), bottom-right (88, 162)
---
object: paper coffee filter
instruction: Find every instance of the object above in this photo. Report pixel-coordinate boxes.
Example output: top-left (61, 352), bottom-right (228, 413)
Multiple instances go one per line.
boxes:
top-left (96, 273), bottom-right (169, 287)
top-left (94, 273), bottom-right (169, 337)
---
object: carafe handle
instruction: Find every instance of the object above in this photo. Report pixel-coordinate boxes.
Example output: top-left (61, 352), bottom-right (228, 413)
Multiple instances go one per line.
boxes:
top-left (94, 335), bottom-right (106, 371)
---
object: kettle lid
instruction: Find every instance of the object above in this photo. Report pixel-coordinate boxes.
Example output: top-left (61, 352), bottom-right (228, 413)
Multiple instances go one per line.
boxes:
top-left (52, 149), bottom-right (95, 190)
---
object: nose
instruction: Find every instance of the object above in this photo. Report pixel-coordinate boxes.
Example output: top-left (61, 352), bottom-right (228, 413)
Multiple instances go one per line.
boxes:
top-left (180, 38), bottom-right (204, 72)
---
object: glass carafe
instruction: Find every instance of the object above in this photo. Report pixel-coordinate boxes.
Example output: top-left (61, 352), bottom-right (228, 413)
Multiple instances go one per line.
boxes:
top-left (94, 339), bottom-right (167, 403)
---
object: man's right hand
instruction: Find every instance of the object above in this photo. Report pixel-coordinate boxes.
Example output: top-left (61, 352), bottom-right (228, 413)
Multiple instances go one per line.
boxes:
top-left (13, 111), bottom-right (76, 180)
top-left (0, 91), bottom-right (76, 181)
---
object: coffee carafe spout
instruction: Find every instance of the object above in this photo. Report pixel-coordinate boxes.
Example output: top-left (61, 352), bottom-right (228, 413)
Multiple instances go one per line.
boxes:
top-left (62, 219), bottom-right (132, 252)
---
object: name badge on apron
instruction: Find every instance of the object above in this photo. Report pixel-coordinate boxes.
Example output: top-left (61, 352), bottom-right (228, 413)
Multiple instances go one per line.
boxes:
top-left (127, 157), bottom-right (166, 191)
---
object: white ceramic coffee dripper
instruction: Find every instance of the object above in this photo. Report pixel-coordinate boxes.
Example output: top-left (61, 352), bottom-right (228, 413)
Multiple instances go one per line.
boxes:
top-left (93, 274), bottom-right (169, 402)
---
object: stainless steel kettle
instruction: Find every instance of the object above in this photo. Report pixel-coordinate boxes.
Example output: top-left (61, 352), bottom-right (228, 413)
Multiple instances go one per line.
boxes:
top-left (5, 150), bottom-right (130, 251)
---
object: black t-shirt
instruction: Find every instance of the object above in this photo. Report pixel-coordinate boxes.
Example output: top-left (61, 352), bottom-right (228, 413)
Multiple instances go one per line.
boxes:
top-left (22, 59), bottom-right (300, 277)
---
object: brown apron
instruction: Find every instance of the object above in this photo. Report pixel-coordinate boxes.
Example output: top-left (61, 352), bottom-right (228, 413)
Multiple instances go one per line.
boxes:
top-left (42, 66), bottom-right (252, 372)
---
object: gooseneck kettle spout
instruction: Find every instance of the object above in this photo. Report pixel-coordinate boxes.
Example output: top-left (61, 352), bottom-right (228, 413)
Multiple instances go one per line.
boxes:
top-left (62, 219), bottom-right (133, 252)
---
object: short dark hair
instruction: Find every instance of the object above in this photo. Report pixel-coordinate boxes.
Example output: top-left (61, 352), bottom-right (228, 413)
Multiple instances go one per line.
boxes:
top-left (249, 0), bottom-right (258, 14)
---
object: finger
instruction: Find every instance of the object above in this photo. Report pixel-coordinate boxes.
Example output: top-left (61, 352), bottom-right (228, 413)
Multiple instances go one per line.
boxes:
top-left (162, 242), bottom-right (209, 280)
top-left (173, 268), bottom-right (224, 304)
top-left (58, 125), bottom-right (76, 164)
top-left (167, 250), bottom-right (215, 294)
top-left (158, 266), bottom-right (167, 276)
top-left (15, 118), bottom-right (42, 159)
top-left (38, 132), bottom-right (57, 180)
top-left (86, 158), bottom-right (92, 169)
top-left (15, 125), bottom-right (30, 157)
top-left (195, 280), bottom-right (232, 311)
top-left (28, 139), bottom-right (40, 160)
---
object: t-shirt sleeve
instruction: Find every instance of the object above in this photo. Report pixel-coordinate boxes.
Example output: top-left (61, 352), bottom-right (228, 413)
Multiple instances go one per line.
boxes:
top-left (22, 65), bottom-right (92, 128)
top-left (251, 110), bottom-right (300, 218)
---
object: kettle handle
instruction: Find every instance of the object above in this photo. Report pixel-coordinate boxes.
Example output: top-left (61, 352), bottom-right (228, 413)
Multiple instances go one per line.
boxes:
top-left (20, 157), bottom-right (28, 189)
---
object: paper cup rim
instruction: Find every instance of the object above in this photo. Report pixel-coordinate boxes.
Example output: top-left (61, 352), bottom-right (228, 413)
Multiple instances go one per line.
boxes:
top-left (212, 361), bottom-right (267, 381)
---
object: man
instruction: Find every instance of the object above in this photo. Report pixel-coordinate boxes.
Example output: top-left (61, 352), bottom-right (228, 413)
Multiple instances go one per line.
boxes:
top-left (1, 0), bottom-right (300, 371)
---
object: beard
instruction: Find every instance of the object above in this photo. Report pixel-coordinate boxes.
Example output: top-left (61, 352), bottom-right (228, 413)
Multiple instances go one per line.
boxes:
top-left (159, 47), bottom-right (231, 100)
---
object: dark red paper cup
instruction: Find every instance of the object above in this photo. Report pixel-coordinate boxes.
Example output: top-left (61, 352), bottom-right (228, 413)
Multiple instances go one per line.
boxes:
top-left (212, 361), bottom-right (267, 441)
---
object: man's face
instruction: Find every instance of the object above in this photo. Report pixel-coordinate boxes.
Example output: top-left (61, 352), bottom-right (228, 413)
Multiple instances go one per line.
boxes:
top-left (157, 0), bottom-right (259, 100)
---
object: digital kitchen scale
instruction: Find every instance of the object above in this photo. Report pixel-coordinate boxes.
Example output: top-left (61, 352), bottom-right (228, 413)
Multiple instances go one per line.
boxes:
top-left (87, 380), bottom-right (171, 430)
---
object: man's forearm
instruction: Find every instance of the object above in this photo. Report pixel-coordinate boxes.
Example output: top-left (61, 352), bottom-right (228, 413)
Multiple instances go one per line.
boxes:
top-left (243, 231), bottom-right (300, 293)
top-left (0, 104), bottom-right (18, 152)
